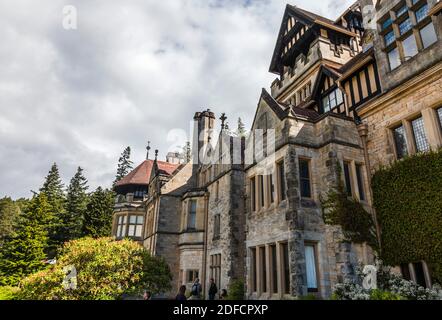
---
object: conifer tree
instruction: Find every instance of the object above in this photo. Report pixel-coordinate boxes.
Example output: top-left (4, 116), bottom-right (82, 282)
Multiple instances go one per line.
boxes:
top-left (114, 147), bottom-right (134, 186)
top-left (0, 193), bottom-right (51, 286)
top-left (236, 117), bottom-right (247, 137)
top-left (40, 163), bottom-right (66, 252)
top-left (83, 187), bottom-right (115, 238)
top-left (0, 197), bottom-right (21, 245)
top-left (63, 167), bottom-right (89, 241)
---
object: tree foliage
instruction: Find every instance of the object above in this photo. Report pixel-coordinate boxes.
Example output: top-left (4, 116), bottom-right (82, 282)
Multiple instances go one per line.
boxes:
top-left (114, 147), bottom-right (133, 186)
top-left (372, 149), bottom-right (442, 282)
top-left (321, 164), bottom-right (379, 252)
top-left (0, 193), bottom-right (51, 286)
top-left (18, 238), bottom-right (172, 300)
top-left (83, 187), bottom-right (115, 238)
top-left (40, 163), bottom-right (66, 252)
top-left (0, 197), bottom-right (21, 245)
top-left (63, 167), bottom-right (89, 241)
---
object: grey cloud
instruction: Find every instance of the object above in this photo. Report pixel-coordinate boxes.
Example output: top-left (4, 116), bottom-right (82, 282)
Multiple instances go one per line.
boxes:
top-left (0, 0), bottom-right (355, 198)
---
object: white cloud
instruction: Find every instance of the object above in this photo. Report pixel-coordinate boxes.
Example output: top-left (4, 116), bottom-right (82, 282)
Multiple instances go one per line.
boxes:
top-left (0, 0), bottom-right (355, 198)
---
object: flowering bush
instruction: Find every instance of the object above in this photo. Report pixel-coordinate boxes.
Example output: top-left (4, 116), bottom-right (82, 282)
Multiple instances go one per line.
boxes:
top-left (332, 261), bottom-right (442, 300)
top-left (18, 237), bottom-right (172, 300)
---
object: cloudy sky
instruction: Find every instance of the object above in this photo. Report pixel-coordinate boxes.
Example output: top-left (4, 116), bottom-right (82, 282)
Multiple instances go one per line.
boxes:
top-left (0, 0), bottom-right (355, 199)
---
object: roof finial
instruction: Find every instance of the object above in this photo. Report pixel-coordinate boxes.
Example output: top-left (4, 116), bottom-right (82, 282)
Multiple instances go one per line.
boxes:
top-left (146, 141), bottom-right (151, 160)
top-left (220, 113), bottom-right (227, 130)
top-left (155, 149), bottom-right (159, 161)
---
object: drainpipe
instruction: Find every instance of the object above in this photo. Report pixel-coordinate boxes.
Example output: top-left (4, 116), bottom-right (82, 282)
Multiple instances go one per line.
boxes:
top-left (201, 192), bottom-right (210, 297)
top-left (357, 123), bottom-right (382, 255)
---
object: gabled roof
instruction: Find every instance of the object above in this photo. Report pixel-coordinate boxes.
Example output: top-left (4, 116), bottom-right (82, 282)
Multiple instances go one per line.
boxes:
top-left (310, 64), bottom-right (342, 98)
top-left (260, 88), bottom-right (289, 120)
top-left (269, 5), bottom-right (358, 74)
top-left (251, 89), bottom-right (319, 128)
top-left (114, 159), bottom-right (180, 187)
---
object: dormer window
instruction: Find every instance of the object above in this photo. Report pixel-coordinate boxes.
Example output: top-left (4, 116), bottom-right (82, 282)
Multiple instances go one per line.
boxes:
top-left (321, 87), bottom-right (344, 113)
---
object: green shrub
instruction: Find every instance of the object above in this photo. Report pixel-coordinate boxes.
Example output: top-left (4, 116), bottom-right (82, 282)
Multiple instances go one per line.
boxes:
top-left (0, 286), bottom-right (20, 300)
top-left (297, 294), bottom-right (318, 300)
top-left (372, 149), bottom-right (442, 282)
top-left (370, 289), bottom-right (403, 300)
top-left (18, 237), bottom-right (172, 300)
top-left (228, 279), bottom-right (245, 300)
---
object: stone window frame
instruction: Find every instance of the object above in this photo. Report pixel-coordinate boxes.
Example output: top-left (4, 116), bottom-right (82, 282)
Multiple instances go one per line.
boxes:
top-left (410, 115), bottom-right (431, 153)
top-left (276, 159), bottom-right (287, 203)
top-left (187, 199), bottom-right (198, 231)
top-left (378, 0), bottom-right (438, 72)
top-left (215, 180), bottom-right (220, 202)
top-left (433, 106), bottom-right (442, 144)
top-left (341, 159), bottom-right (368, 203)
top-left (250, 176), bottom-right (257, 213)
top-left (114, 213), bottom-right (144, 240)
top-left (267, 170), bottom-right (276, 206)
top-left (355, 163), bottom-right (367, 202)
top-left (127, 215), bottom-right (144, 239)
top-left (304, 241), bottom-right (320, 293)
top-left (249, 247), bottom-right (258, 293)
top-left (187, 269), bottom-right (199, 283)
top-left (213, 214), bottom-right (221, 240)
top-left (210, 254), bottom-right (221, 288)
top-left (258, 175), bottom-right (266, 209)
top-left (400, 261), bottom-right (432, 288)
top-left (390, 123), bottom-right (409, 159)
top-left (298, 157), bottom-right (313, 199)
top-left (388, 109), bottom-right (442, 160)
top-left (115, 215), bottom-right (127, 239)
top-left (248, 242), bottom-right (291, 298)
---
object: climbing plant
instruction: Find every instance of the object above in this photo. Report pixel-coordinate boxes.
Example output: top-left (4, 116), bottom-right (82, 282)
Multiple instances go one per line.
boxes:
top-left (321, 164), bottom-right (379, 253)
top-left (372, 149), bottom-right (442, 283)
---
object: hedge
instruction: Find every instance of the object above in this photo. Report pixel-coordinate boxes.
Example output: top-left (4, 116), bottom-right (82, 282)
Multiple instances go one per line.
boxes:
top-left (372, 150), bottom-right (442, 282)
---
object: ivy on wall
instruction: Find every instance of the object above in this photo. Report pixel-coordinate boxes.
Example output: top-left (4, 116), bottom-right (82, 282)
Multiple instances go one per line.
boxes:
top-left (321, 165), bottom-right (379, 252)
top-left (372, 150), bottom-right (442, 282)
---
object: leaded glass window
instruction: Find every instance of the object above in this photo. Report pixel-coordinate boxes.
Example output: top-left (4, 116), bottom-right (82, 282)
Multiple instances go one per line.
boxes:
top-left (411, 116), bottom-right (430, 152)
top-left (393, 125), bottom-right (408, 159)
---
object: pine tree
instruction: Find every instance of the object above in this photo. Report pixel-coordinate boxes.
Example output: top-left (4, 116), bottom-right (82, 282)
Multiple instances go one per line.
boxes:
top-left (83, 187), bottom-right (115, 238)
top-left (40, 163), bottom-right (66, 253)
top-left (63, 167), bottom-right (89, 241)
top-left (0, 193), bottom-right (51, 286)
top-left (236, 117), bottom-right (247, 137)
top-left (114, 147), bottom-right (134, 186)
top-left (0, 197), bottom-right (21, 245)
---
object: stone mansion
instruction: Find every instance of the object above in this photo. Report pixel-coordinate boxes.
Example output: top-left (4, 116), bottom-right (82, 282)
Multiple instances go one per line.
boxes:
top-left (112, 0), bottom-right (442, 299)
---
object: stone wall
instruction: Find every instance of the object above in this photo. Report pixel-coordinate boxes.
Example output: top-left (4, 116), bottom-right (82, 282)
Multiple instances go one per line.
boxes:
top-left (359, 62), bottom-right (442, 172)
top-left (205, 168), bottom-right (245, 292)
top-left (245, 106), bottom-right (373, 299)
top-left (372, 0), bottom-right (442, 91)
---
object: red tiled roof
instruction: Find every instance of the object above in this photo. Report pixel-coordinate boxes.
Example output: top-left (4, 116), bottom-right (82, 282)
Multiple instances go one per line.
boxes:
top-left (157, 161), bottom-right (180, 176)
top-left (114, 160), bottom-right (180, 187)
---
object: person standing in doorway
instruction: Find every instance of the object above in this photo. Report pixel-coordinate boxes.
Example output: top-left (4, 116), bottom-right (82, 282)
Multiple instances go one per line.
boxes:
top-left (189, 278), bottom-right (202, 300)
top-left (208, 278), bottom-right (218, 300)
